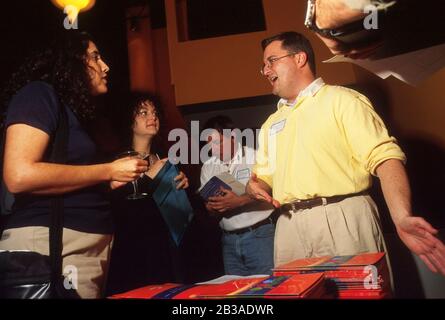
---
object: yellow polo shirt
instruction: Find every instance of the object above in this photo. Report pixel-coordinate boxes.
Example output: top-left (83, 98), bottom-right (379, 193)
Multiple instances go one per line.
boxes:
top-left (253, 82), bottom-right (406, 204)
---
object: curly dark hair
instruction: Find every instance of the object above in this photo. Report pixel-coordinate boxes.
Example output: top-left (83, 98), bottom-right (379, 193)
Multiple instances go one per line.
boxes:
top-left (1, 30), bottom-right (97, 125)
top-left (120, 92), bottom-right (165, 153)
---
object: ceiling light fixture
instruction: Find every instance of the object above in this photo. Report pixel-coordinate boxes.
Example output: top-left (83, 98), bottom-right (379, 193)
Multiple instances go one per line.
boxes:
top-left (51, 0), bottom-right (96, 24)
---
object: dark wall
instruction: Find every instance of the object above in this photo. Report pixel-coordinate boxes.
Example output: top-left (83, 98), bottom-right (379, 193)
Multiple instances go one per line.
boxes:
top-left (0, 1), bottom-right (130, 155)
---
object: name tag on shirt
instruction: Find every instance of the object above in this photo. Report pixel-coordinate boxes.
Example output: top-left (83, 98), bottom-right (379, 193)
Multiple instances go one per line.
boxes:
top-left (270, 119), bottom-right (286, 135)
top-left (236, 168), bottom-right (250, 181)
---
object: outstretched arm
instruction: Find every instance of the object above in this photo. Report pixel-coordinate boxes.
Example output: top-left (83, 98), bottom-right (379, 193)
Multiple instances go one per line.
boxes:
top-left (376, 159), bottom-right (445, 275)
top-left (4, 124), bottom-right (148, 195)
top-left (246, 173), bottom-right (280, 208)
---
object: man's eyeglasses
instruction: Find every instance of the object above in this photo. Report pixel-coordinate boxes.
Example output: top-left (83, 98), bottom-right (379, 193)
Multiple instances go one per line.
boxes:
top-left (260, 52), bottom-right (298, 75)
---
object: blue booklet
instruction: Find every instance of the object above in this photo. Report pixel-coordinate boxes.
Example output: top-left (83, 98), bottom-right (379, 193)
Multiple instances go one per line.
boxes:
top-left (198, 172), bottom-right (246, 201)
top-left (151, 161), bottom-right (194, 246)
top-left (199, 176), bottom-right (232, 201)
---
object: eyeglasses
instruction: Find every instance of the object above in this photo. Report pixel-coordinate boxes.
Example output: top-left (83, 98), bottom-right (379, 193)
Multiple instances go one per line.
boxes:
top-left (260, 52), bottom-right (298, 75)
top-left (136, 109), bottom-right (158, 119)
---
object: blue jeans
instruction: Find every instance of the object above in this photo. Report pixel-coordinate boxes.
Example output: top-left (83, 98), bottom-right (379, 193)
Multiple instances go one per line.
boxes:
top-left (222, 222), bottom-right (275, 276)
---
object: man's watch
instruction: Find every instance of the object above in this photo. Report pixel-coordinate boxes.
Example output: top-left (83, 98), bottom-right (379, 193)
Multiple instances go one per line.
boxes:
top-left (305, 0), bottom-right (333, 38)
top-left (305, 0), bottom-right (385, 46)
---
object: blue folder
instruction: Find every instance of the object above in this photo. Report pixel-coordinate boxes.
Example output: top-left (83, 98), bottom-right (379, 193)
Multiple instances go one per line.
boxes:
top-left (151, 161), bottom-right (194, 246)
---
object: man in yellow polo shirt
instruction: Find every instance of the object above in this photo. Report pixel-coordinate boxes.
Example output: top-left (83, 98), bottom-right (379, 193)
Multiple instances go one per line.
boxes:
top-left (247, 31), bottom-right (445, 276)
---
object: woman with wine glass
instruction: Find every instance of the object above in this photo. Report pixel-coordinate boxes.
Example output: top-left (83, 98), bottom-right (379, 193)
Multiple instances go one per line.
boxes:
top-left (106, 94), bottom-right (190, 295)
top-left (0, 31), bottom-right (148, 298)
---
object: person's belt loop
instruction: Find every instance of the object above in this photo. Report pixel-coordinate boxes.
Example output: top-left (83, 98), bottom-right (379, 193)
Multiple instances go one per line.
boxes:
top-left (321, 197), bottom-right (327, 206)
top-left (290, 199), bottom-right (301, 213)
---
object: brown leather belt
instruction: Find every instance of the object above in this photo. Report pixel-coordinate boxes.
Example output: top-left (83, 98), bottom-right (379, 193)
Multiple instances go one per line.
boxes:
top-left (280, 191), bottom-right (368, 213)
top-left (223, 217), bottom-right (274, 235)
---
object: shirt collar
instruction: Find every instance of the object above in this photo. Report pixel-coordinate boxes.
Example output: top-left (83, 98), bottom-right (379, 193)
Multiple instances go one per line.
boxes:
top-left (277, 77), bottom-right (325, 109)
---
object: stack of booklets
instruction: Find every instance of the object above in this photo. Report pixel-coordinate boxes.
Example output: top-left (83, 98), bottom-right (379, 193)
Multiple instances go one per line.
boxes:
top-left (273, 252), bottom-right (391, 299)
top-left (109, 273), bottom-right (326, 299)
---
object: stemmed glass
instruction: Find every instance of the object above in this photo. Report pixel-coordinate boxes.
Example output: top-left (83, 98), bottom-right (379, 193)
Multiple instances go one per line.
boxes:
top-left (147, 153), bottom-right (160, 169)
top-left (117, 151), bottom-right (149, 200)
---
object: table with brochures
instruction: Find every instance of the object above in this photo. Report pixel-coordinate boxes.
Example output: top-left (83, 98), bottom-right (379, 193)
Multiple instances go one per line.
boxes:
top-left (110, 252), bottom-right (390, 299)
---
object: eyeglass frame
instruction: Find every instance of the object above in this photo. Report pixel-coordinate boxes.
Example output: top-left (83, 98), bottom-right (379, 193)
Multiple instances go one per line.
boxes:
top-left (135, 108), bottom-right (159, 119)
top-left (260, 51), bottom-right (299, 75)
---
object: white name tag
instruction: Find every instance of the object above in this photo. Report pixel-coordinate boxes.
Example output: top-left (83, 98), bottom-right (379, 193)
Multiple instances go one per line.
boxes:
top-left (270, 119), bottom-right (286, 135)
top-left (236, 168), bottom-right (250, 181)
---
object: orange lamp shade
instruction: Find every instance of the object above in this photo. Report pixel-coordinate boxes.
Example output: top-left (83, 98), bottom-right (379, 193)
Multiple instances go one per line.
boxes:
top-left (50, 0), bottom-right (96, 12)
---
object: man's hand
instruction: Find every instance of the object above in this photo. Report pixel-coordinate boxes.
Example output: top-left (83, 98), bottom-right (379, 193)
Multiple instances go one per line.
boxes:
top-left (246, 173), bottom-right (280, 208)
top-left (314, 0), bottom-right (383, 59)
top-left (315, 0), bottom-right (367, 30)
top-left (377, 159), bottom-right (445, 276)
top-left (207, 188), bottom-right (246, 213)
top-left (315, 32), bottom-right (383, 59)
top-left (396, 216), bottom-right (445, 276)
top-left (205, 202), bottom-right (220, 216)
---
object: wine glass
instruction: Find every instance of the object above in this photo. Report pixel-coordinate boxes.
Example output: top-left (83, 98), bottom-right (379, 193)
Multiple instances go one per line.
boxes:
top-left (117, 151), bottom-right (149, 200)
top-left (147, 153), bottom-right (160, 168)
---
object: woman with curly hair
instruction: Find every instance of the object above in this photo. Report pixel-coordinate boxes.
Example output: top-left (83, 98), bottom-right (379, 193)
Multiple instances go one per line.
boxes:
top-left (0, 31), bottom-right (148, 298)
top-left (106, 94), bottom-right (189, 295)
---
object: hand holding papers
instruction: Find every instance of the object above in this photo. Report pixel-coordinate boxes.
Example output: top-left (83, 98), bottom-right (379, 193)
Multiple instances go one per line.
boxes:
top-left (198, 172), bottom-right (246, 201)
top-left (324, 43), bottom-right (445, 86)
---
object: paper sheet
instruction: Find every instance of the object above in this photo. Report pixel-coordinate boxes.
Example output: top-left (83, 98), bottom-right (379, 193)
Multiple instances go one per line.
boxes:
top-left (195, 274), bottom-right (269, 285)
top-left (323, 42), bottom-right (445, 86)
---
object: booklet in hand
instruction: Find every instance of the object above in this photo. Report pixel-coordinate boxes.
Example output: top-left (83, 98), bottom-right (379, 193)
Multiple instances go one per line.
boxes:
top-left (199, 172), bottom-right (246, 201)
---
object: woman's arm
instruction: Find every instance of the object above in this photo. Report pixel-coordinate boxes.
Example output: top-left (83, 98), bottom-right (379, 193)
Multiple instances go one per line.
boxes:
top-left (4, 124), bottom-right (148, 195)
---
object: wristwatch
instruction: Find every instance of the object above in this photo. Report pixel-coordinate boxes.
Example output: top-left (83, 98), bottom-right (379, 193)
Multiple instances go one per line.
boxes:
top-left (305, 0), bottom-right (333, 38)
top-left (304, 0), bottom-right (385, 46)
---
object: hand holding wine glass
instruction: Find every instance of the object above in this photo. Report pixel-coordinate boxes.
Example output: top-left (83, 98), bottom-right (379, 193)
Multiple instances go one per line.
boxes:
top-left (115, 151), bottom-right (150, 200)
top-left (110, 151), bottom-right (148, 182)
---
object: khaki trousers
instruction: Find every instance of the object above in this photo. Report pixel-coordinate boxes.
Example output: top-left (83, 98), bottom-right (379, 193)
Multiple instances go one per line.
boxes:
top-left (274, 195), bottom-right (386, 267)
top-left (0, 226), bottom-right (113, 299)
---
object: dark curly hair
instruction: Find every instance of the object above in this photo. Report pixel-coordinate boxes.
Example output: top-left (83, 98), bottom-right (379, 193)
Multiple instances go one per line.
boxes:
top-left (1, 30), bottom-right (97, 125)
top-left (120, 92), bottom-right (165, 153)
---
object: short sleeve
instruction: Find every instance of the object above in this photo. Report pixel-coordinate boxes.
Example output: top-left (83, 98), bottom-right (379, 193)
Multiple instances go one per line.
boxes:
top-left (200, 163), bottom-right (213, 187)
top-left (5, 81), bottom-right (60, 135)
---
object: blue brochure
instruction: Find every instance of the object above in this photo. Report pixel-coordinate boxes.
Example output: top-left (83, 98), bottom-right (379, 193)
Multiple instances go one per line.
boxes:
top-left (198, 176), bottom-right (233, 201)
top-left (199, 172), bottom-right (246, 201)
